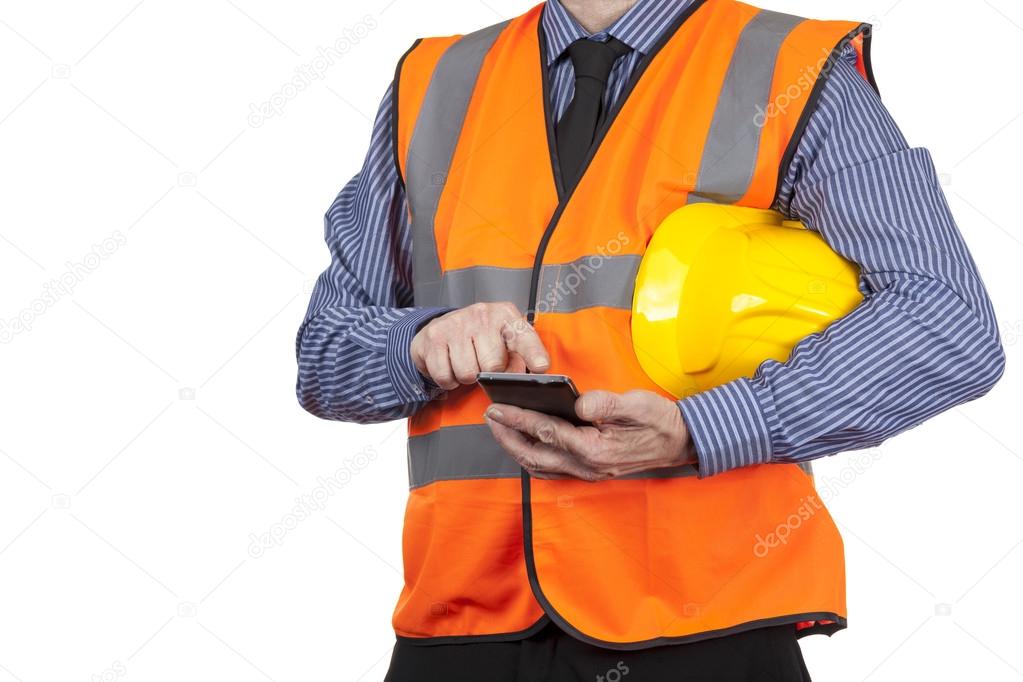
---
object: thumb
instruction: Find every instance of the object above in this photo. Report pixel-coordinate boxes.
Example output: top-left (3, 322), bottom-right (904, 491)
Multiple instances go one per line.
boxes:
top-left (575, 390), bottom-right (624, 423)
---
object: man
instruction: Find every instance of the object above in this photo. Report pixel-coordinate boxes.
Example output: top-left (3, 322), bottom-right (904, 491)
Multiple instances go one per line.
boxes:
top-left (296, 0), bottom-right (1005, 679)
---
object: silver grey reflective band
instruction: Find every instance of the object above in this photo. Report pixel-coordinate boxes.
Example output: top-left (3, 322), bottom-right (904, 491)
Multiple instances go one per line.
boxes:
top-left (534, 255), bottom-right (640, 314)
top-left (408, 425), bottom-right (522, 488)
top-left (432, 254), bottom-right (641, 313)
top-left (408, 424), bottom-right (698, 489)
top-left (688, 10), bottom-right (805, 204)
top-left (405, 21), bottom-right (510, 306)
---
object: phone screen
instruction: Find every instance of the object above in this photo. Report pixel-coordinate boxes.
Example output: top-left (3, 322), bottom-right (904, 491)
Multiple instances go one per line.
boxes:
top-left (477, 372), bottom-right (590, 426)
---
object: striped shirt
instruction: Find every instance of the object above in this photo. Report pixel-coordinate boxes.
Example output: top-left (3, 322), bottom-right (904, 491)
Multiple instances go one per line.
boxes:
top-left (296, 0), bottom-right (1004, 477)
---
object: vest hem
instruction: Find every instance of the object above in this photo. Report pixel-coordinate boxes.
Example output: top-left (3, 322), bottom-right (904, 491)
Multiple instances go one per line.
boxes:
top-left (521, 469), bottom-right (845, 651)
top-left (394, 614), bottom-right (551, 646)
top-left (795, 618), bottom-right (846, 639)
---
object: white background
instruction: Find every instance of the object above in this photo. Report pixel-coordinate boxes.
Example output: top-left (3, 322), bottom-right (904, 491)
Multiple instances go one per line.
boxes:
top-left (1, 0), bottom-right (1021, 680)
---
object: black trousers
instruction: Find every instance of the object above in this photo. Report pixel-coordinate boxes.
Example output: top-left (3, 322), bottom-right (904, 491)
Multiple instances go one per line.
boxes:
top-left (384, 621), bottom-right (812, 682)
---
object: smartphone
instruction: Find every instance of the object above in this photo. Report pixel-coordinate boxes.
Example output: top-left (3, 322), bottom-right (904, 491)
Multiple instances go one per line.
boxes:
top-left (477, 372), bottom-right (590, 426)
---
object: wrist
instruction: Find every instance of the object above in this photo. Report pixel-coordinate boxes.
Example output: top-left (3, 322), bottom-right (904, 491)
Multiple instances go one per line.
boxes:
top-left (670, 399), bottom-right (697, 466)
top-left (385, 307), bottom-right (450, 403)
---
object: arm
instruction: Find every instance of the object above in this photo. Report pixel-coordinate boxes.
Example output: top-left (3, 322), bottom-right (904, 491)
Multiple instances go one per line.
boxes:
top-left (296, 84), bottom-right (447, 423)
top-left (297, 85), bottom-right (553, 423)
top-left (679, 49), bottom-right (1006, 476)
top-left (486, 49), bottom-right (1005, 481)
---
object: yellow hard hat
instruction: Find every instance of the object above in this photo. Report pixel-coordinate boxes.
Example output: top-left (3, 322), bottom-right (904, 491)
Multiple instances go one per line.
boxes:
top-left (632, 204), bottom-right (862, 399)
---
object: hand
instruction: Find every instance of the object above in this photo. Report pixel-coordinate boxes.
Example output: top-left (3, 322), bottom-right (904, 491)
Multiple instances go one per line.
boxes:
top-left (484, 389), bottom-right (696, 480)
top-left (410, 302), bottom-right (551, 390)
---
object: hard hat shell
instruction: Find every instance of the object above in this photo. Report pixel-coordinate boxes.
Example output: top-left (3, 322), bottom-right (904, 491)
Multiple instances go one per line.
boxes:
top-left (632, 204), bottom-right (863, 399)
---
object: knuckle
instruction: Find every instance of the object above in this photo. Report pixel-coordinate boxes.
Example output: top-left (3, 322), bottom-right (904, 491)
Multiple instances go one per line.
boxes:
top-left (424, 326), bottom-right (445, 345)
top-left (430, 366), bottom-right (454, 387)
top-left (518, 454), bottom-right (542, 472)
top-left (498, 301), bottom-right (520, 316)
top-left (472, 303), bottom-right (492, 325)
top-left (479, 356), bottom-right (503, 372)
top-left (500, 322), bottom-right (518, 344)
top-left (505, 319), bottom-right (531, 344)
top-left (535, 421), bottom-right (557, 445)
top-left (583, 393), bottom-right (614, 419)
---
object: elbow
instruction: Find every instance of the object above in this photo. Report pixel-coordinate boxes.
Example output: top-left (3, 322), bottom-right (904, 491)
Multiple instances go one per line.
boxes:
top-left (295, 368), bottom-right (413, 425)
top-left (973, 335), bottom-right (1007, 398)
top-left (296, 378), bottom-right (342, 422)
top-left (919, 281), bottom-right (1006, 402)
top-left (949, 324), bottom-right (1006, 403)
top-left (295, 373), bottom-right (374, 424)
top-left (295, 331), bottom-right (376, 423)
top-left (295, 381), bottom-right (376, 424)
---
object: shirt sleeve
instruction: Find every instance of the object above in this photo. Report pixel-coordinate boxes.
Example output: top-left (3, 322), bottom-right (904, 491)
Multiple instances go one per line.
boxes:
top-left (679, 48), bottom-right (1006, 477)
top-left (296, 84), bottom-right (450, 423)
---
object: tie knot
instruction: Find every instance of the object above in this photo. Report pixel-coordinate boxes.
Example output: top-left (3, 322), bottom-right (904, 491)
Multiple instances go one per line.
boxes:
top-left (566, 37), bottom-right (630, 85)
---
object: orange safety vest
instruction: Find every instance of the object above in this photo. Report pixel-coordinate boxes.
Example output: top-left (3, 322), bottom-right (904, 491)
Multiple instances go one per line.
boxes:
top-left (392, 0), bottom-right (874, 648)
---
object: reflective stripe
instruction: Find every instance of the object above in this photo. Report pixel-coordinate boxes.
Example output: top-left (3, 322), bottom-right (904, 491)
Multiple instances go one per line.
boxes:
top-left (406, 22), bottom-right (510, 306)
top-left (408, 425), bottom-right (522, 489)
top-left (408, 424), bottom-right (698, 489)
top-left (688, 10), bottom-right (804, 204)
top-left (434, 255), bottom-right (641, 312)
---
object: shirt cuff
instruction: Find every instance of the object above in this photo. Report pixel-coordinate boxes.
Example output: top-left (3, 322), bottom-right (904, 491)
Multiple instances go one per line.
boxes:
top-left (385, 307), bottom-right (451, 404)
top-left (677, 378), bottom-right (775, 478)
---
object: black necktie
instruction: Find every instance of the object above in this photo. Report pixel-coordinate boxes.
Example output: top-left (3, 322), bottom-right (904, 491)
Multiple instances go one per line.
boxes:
top-left (555, 37), bottom-right (631, 188)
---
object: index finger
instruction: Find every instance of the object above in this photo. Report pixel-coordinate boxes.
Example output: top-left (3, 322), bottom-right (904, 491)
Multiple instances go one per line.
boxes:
top-left (501, 319), bottom-right (550, 373)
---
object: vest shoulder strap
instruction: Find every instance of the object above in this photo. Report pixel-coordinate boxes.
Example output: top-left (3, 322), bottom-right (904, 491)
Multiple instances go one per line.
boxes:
top-left (391, 2), bottom-right (875, 208)
top-left (393, 22), bottom-right (510, 187)
top-left (685, 5), bottom-right (874, 205)
top-left (394, 21), bottom-right (511, 304)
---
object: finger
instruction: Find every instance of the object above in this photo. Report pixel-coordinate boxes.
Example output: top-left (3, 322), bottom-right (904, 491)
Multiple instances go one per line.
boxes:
top-left (424, 346), bottom-right (457, 390)
top-left (501, 320), bottom-right (550, 373)
top-left (448, 339), bottom-right (481, 385)
top-left (505, 352), bottom-right (526, 374)
top-left (486, 414), bottom-right (602, 481)
top-left (473, 330), bottom-right (508, 373)
top-left (486, 403), bottom-right (593, 457)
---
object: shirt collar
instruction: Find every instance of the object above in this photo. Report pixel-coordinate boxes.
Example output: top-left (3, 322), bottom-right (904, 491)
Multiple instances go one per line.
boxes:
top-left (541, 0), bottom-right (696, 65)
